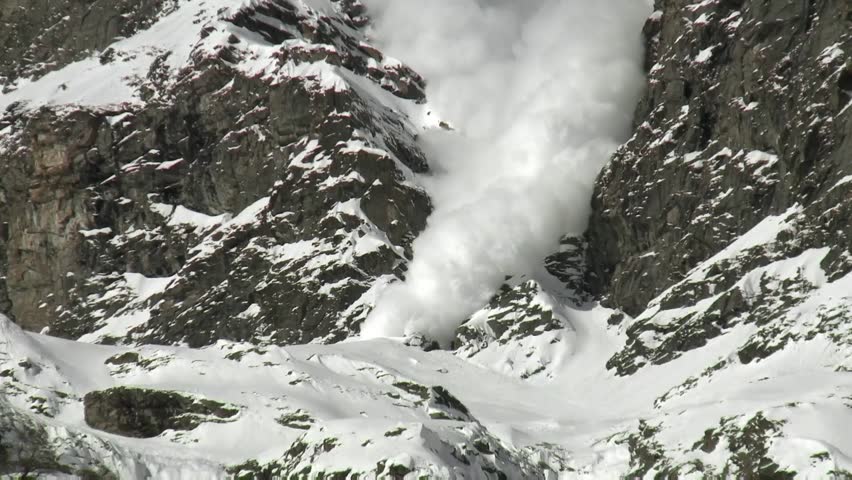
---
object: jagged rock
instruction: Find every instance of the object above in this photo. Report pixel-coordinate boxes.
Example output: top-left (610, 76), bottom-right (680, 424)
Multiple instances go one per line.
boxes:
top-left (586, 0), bottom-right (852, 374)
top-left (0, 402), bottom-right (118, 478)
top-left (104, 352), bottom-right (140, 365)
top-left (587, 0), bottom-right (852, 316)
top-left (83, 386), bottom-right (238, 438)
top-left (543, 236), bottom-right (593, 304)
top-left (403, 333), bottom-right (440, 351)
top-left (425, 386), bottom-right (473, 422)
top-left (228, 421), bottom-right (551, 480)
top-left (612, 411), bottom-right (803, 479)
top-left (456, 280), bottom-right (563, 348)
top-left (0, 403), bottom-right (70, 477)
top-left (454, 278), bottom-right (571, 380)
top-left (0, 0), bottom-right (177, 90)
top-left (0, 0), bottom-right (431, 346)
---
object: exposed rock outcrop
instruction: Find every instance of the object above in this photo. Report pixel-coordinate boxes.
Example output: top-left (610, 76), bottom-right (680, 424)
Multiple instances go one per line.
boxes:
top-left (0, 0), bottom-right (178, 90)
top-left (580, 1), bottom-right (852, 475)
top-left (83, 386), bottom-right (238, 438)
top-left (589, 0), bottom-right (851, 314)
top-left (0, 0), bottom-right (431, 345)
top-left (587, 0), bottom-right (852, 372)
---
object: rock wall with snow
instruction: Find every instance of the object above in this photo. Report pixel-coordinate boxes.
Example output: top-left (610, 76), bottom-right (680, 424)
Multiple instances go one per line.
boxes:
top-left (0, 0), bottom-right (430, 345)
top-left (1, 0), bottom-right (851, 478)
top-left (587, 0), bottom-right (852, 374)
top-left (579, 0), bottom-right (852, 476)
top-left (588, 0), bottom-right (852, 317)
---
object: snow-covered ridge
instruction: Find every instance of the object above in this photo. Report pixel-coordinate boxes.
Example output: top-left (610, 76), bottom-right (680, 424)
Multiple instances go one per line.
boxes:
top-left (360, 0), bottom-right (650, 344)
top-left (1, 0), bottom-right (423, 112)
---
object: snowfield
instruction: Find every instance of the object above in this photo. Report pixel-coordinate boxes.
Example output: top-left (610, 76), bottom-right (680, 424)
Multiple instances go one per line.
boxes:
top-left (3, 256), bottom-right (851, 478)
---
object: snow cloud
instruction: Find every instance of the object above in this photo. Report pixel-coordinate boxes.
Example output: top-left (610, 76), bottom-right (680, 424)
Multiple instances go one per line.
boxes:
top-left (360, 0), bottom-right (650, 343)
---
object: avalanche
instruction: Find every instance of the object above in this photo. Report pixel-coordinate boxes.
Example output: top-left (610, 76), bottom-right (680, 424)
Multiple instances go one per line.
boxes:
top-left (360, 0), bottom-right (649, 343)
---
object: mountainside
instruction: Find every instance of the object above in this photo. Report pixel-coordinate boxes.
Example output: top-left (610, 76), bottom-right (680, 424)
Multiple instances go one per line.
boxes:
top-left (1, 0), bottom-right (851, 479)
top-left (0, 0), bottom-right (430, 346)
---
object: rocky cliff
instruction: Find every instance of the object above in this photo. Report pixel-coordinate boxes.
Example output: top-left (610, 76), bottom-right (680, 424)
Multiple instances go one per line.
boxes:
top-left (581, 0), bottom-right (852, 475)
top-left (1, 0), bottom-right (430, 346)
top-left (1, 0), bottom-right (851, 478)
top-left (588, 0), bottom-right (852, 374)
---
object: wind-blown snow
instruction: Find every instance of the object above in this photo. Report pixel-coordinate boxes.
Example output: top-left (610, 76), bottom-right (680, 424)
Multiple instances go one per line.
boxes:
top-left (361, 0), bottom-right (650, 342)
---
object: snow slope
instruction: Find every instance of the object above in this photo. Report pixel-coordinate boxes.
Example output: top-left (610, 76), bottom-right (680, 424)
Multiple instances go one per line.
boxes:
top-left (3, 252), bottom-right (851, 478)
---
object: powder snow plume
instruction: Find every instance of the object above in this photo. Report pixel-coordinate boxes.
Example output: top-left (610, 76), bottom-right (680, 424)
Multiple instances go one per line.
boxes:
top-left (360, 0), bottom-right (650, 343)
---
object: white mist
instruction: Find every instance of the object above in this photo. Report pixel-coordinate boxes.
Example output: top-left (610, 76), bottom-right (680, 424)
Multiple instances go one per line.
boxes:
top-left (360, 0), bottom-right (650, 343)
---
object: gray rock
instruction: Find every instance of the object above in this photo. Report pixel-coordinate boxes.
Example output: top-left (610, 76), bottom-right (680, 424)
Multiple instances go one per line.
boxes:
top-left (83, 386), bottom-right (239, 438)
top-left (0, 0), bottom-right (431, 346)
top-left (588, 0), bottom-right (852, 316)
top-left (0, 0), bottom-right (177, 90)
top-left (586, 0), bottom-right (852, 374)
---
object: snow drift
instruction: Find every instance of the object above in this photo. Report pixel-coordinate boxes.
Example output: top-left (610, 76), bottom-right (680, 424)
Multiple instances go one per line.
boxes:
top-left (361, 0), bottom-right (650, 342)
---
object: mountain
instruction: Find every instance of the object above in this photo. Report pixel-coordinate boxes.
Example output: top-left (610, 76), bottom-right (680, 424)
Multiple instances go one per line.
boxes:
top-left (1, 0), bottom-right (850, 478)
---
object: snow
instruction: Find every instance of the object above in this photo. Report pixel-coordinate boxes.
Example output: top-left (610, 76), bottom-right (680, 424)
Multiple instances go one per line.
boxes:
top-left (77, 310), bottom-right (152, 344)
top-left (79, 227), bottom-right (113, 238)
top-left (831, 175), bottom-right (852, 191)
top-left (122, 273), bottom-right (176, 303)
top-left (150, 202), bottom-right (230, 233)
top-left (819, 43), bottom-right (845, 65)
top-left (0, 0), bottom-right (228, 111)
top-left (744, 149), bottom-right (779, 178)
top-left (156, 158), bottom-right (185, 170)
top-left (187, 197), bottom-right (269, 260)
top-left (457, 281), bottom-right (576, 381)
top-left (694, 13), bottom-right (712, 26)
top-left (682, 204), bottom-right (802, 283)
top-left (105, 112), bottom-right (134, 126)
top-left (278, 60), bottom-right (349, 92)
top-left (695, 46), bottom-right (716, 63)
top-left (267, 240), bottom-right (318, 264)
top-left (1, 0), bottom-right (850, 477)
top-left (4, 293), bottom-right (849, 478)
top-left (738, 248), bottom-right (829, 304)
top-left (74, 273), bottom-right (174, 344)
top-left (0, 0), bottom-right (358, 113)
top-left (684, 151), bottom-right (702, 163)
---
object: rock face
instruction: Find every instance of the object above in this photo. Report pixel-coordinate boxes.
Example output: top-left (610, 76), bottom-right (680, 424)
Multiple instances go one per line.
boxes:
top-left (576, 2), bottom-right (852, 476)
top-left (0, 0), bottom-right (430, 344)
top-left (0, 0), bottom-right (177, 90)
top-left (453, 237), bottom-right (589, 381)
top-left (83, 387), bottom-right (238, 438)
top-left (454, 278), bottom-right (571, 381)
top-left (2, 0), bottom-right (852, 478)
top-left (587, 0), bottom-right (852, 372)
